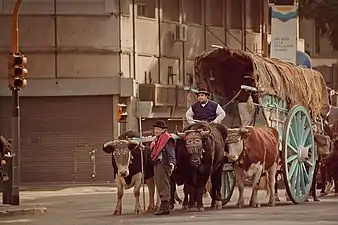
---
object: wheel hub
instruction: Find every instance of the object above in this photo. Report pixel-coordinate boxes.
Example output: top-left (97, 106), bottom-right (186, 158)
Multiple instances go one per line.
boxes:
top-left (298, 146), bottom-right (309, 162)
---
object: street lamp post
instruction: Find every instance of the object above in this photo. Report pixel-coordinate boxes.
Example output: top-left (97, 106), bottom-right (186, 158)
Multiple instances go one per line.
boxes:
top-left (10, 0), bottom-right (23, 205)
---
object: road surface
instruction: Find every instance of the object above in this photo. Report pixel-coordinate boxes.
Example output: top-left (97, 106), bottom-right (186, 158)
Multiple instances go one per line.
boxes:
top-left (0, 186), bottom-right (337, 225)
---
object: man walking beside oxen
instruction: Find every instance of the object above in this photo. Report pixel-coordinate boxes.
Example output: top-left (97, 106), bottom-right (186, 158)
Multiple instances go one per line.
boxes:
top-left (150, 120), bottom-right (176, 215)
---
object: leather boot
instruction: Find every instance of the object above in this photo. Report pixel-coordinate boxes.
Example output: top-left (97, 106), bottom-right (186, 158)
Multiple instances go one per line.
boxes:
top-left (154, 200), bottom-right (170, 215)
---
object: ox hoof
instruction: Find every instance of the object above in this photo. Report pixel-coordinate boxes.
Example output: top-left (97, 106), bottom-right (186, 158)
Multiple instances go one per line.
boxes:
top-left (147, 207), bottom-right (155, 213)
top-left (274, 196), bottom-right (280, 202)
top-left (134, 209), bottom-right (140, 214)
top-left (334, 193), bottom-right (338, 196)
top-left (113, 209), bottom-right (122, 215)
top-left (169, 204), bottom-right (174, 210)
top-left (313, 197), bottom-right (320, 202)
top-left (175, 198), bottom-right (183, 205)
top-left (304, 199), bottom-right (309, 203)
top-left (186, 207), bottom-right (198, 212)
top-left (249, 202), bottom-right (260, 208)
top-left (182, 205), bottom-right (188, 210)
top-left (197, 207), bottom-right (205, 212)
top-left (236, 202), bottom-right (244, 208)
top-left (214, 201), bottom-right (222, 210)
top-left (268, 201), bottom-right (276, 207)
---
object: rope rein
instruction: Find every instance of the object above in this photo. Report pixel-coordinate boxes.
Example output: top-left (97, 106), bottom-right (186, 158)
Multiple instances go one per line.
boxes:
top-left (220, 89), bottom-right (243, 110)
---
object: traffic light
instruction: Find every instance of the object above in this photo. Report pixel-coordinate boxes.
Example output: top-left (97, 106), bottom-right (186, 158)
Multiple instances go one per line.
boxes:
top-left (116, 103), bottom-right (127, 123)
top-left (8, 53), bottom-right (28, 90)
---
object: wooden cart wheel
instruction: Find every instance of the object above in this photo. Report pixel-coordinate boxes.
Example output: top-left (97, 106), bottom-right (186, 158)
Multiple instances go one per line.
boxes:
top-left (282, 105), bottom-right (317, 204)
top-left (221, 163), bottom-right (236, 205)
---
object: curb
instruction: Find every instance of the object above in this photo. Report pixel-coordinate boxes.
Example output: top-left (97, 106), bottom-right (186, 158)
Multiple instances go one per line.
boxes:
top-left (0, 206), bottom-right (47, 217)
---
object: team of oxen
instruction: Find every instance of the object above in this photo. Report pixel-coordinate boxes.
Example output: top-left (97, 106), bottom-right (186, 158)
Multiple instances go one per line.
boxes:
top-left (102, 122), bottom-right (283, 215)
top-left (102, 119), bottom-right (338, 215)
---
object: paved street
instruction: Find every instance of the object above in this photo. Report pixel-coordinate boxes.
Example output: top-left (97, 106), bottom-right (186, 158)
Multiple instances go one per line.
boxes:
top-left (0, 186), bottom-right (338, 225)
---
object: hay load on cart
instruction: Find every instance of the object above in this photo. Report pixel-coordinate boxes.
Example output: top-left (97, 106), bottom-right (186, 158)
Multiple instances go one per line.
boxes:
top-left (193, 47), bottom-right (331, 204)
top-left (194, 47), bottom-right (330, 118)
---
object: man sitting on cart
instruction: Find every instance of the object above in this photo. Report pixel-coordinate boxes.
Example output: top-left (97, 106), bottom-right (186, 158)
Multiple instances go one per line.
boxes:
top-left (185, 88), bottom-right (226, 124)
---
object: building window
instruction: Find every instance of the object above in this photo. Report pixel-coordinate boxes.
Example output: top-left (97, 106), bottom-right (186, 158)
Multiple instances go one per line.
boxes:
top-left (315, 25), bottom-right (321, 54)
top-left (184, 0), bottom-right (202, 25)
top-left (162, 0), bottom-right (179, 22)
top-left (119, 0), bottom-right (130, 15)
top-left (136, 0), bottom-right (156, 18)
top-left (226, 0), bottom-right (241, 29)
top-left (206, 0), bottom-right (223, 27)
top-left (246, 0), bottom-right (260, 32)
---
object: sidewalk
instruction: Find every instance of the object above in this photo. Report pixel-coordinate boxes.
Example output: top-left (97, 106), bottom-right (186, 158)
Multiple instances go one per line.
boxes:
top-left (0, 204), bottom-right (47, 217)
top-left (0, 186), bottom-right (129, 217)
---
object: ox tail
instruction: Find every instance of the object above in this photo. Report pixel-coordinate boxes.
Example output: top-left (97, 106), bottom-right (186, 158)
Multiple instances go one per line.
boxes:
top-left (259, 172), bottom-right (270, 198)
top-left (265, 174), bottom-right (270, 198)
top-left (204, 177), bottom-right (212, 196)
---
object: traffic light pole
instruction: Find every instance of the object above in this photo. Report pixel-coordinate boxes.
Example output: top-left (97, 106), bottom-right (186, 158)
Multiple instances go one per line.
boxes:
top-left (10, 0), bottom-right (23, 205)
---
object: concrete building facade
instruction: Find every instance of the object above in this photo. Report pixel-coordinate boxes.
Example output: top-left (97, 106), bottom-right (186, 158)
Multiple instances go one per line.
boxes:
top-left (0, 0), bottom-right (262, 184)
top-left (300, 19), bottom-right (338, 67)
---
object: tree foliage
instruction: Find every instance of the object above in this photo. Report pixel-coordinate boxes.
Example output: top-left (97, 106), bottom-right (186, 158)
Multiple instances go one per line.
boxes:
top-left (299, 0), bottom-right (338, 50)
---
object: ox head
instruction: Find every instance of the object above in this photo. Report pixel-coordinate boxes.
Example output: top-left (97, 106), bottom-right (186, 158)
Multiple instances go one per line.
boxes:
top-left (226, 127), bottom-right (250, 162)
top-left (102, 139), bottom-right (140, 177)
top-left (177, 129), bottom-right (210, 167)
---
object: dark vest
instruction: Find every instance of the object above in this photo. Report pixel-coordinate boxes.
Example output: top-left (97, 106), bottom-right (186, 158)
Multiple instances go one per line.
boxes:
top-left (191, 100), bottom-right (218, 122)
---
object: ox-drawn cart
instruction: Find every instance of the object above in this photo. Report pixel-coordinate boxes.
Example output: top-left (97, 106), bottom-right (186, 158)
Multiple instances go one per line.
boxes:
top-left (193, 47), bottom-right (330, 204)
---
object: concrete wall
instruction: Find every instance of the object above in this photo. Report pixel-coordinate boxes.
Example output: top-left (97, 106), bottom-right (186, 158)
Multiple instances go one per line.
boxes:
top-left (0, 0), bottom-right (123, 96)
top-left (129, 0), bottom-right (262, 87)
top-left (300, 19), bottom-right (338, 58)
top-left (0, 0), bottom-right (262, 96)
top-left (0, 0), bottom-right (120, 79)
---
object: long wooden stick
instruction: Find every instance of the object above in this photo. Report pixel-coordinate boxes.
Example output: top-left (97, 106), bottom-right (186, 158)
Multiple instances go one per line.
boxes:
top-left (139, 117), bottom-right (146, 212)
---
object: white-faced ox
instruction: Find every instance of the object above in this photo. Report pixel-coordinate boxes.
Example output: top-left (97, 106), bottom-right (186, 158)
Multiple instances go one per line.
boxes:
top-left (226, 126), bottom-right (279, 208)
top-left (102, 139), bottom-right (155, 215)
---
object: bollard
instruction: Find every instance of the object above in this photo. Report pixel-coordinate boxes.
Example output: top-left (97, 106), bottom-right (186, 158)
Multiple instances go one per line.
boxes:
top-left (2, 155), bottom-right (13, 204)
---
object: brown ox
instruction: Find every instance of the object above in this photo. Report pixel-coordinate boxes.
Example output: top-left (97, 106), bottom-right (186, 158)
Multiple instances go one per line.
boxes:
top-left (227, 126), bottom-right (279, 208)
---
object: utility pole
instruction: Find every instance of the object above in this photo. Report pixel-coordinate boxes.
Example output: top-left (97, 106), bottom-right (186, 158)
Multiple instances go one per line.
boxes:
top-left (261, 0), bottom-right (269, 57)
top-left (9, 0), bottom-right (25, 205)
top-left (241, 0), bottom-right (247, 51)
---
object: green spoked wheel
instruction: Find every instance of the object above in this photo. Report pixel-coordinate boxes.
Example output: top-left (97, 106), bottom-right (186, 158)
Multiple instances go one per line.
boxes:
top-left (282, 105), bottom-right (317, 204)
top-left (221, 163), bottom-right (236, 205)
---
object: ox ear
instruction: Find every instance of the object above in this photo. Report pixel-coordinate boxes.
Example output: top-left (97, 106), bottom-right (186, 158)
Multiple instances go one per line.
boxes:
top-left (200, 130), bottom-right (210, 137)
top-left (239, 128), bottom-right (250, 139)
top-left (102, 141), bottom-right (115, 154)
top-left (176, 132), bottom-right (186, 139)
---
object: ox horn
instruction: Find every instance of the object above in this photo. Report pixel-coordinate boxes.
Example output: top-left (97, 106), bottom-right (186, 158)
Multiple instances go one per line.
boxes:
top-left (200, 130), bottom-right (210, 137)
top-left (176, 132), bottom-right (186, 138)
top-left (227, 128), bottom-right (240, 134)
top-left (127, 139), bottom-right (140, 145)
top-left (110, 140), bottom-right (120, 145)
top-left (239, 128), bottom-right (250, 134)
